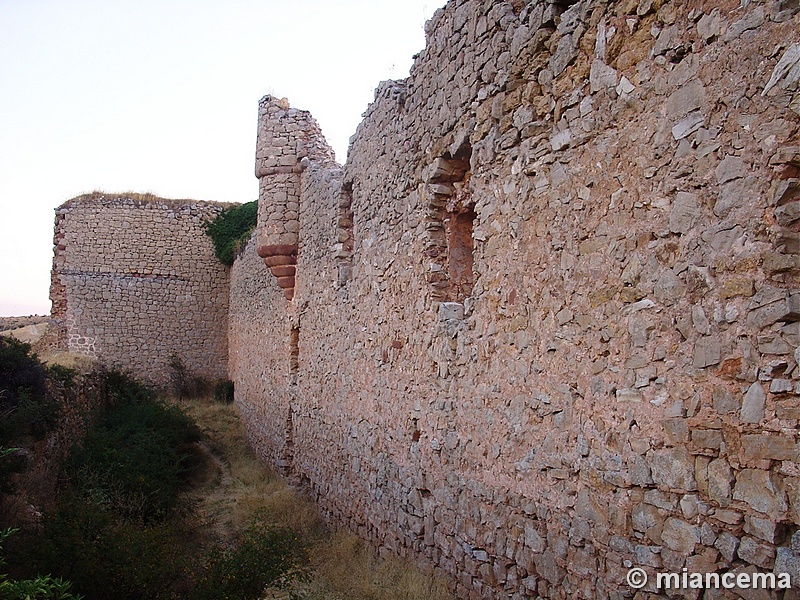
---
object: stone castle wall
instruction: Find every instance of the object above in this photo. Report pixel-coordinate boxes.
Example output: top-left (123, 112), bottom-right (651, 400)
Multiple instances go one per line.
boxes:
top-left (229, 0), bottom-right (800, 598)
top-left (51, 193), bottom-right (230, 386)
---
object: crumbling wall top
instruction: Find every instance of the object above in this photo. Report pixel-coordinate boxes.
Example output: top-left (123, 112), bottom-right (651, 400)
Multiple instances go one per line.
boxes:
top-left (255, 95), bottom-right (337, 178)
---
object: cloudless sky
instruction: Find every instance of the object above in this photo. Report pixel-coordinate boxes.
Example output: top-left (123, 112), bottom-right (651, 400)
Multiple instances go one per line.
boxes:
top-left (0, 0), bottom-right (443, 316)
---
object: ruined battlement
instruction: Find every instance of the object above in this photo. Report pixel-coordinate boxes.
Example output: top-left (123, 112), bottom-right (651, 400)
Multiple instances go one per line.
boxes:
top-left (254, 96), bottom-right (338, 299)
top-left (50, 193), bottom-right (230, 385)
top-left (52, 0), bottom-right (800, 597)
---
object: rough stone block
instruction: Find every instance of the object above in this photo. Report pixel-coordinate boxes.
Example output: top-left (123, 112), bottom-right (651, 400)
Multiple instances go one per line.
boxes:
top-left (650, 446), bottom-right (697, 491)
top-left (741, 434), bottom-right (797, 462)
top-left (737, 535), bottom-right (776, 569)
top-left (741, 383), bottom-right (767, 424)
top-left (661, 517), bottom-right (701, 554)
top-left (733, 469), bottom-right (788, 516)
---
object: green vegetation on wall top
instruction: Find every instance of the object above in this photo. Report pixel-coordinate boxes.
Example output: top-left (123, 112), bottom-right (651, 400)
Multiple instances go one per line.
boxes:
top-left (203, 201), bottom-right (257, 266)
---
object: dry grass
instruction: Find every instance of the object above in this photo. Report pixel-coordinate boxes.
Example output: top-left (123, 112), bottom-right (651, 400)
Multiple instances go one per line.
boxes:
top-left (60, 190), bottom-right (235, 210)
top-left (176, 397), bottom-right (323, 538)
top-left (174, 395), bottom-right (453, 600)
top-left (0, 323), bottom-right (49, 345)
top-left (0, 315), bottom-right (49, 333)
top-left (275, 530), bottom-right (453, 600)
top-left (38, 350), bottom-right (96, 373)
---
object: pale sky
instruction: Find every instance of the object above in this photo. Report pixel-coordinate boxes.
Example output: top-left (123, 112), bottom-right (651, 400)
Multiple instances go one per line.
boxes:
top-left (0, 0), bottom-right (443, 316)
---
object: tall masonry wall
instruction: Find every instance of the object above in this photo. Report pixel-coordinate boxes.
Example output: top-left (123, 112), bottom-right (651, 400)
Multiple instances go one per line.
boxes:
top-left (51, 193), bottom-right (230, 386)
top-left (230, 0), bottom-right (800, 598)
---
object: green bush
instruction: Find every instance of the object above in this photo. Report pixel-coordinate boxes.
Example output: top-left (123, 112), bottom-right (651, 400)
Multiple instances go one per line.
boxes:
top-left (65, 383), bottom-right (202, 523)
top-left (0, 338), bottom-right (60, 494)
top-left (168, 354), bottom-right (209, 399)
top-left (0, 338), bottom-right (56, 445)
top-left (46, 365), bottom-right (77, 389)
top-left (0, 528), bottom-right (81, 600)
top-left (6, 367), bottom-right (306, 600)
top-left (193, 522), bottom-right (305, 600)
top-left (203, 201), bottom-right (257, 266)
top-left (24, 494), bottom-right (196, 600)
top-left (11, 374), bottom-right (206, 599)
top-left (101, 368), bottom-right (156, 406)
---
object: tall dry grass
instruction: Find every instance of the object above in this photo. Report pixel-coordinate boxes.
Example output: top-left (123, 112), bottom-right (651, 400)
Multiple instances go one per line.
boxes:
top-left (174, 395), bottom-right (453, 600)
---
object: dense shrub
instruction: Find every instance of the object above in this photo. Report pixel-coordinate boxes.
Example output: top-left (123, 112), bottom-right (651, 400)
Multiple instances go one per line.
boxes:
top-left (202, 201), bottom-right (257, 266)
top-left (65, 373), bottom-right (202, 523)
top-left (0, 528), bottom-right (81, 600)
top-left (0, 338), bottom-right (60, 494)
top-left (193, 522), bottom-right (305, 600)
top-left (10, 372), bottom-right (206, 599)
top-left (46, 364), bottom-right (77, 389)
top-left (5, 366), bottom-right (306, 600)
top-left (168, 354), bottom-right (209, 399)
top-left (25, 494), bottom-right (196, 600)
top-left (0, 338), bottom-right (56, 446)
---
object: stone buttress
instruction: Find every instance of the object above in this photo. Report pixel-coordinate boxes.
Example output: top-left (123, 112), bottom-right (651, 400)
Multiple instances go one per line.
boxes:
top-left (254, 96), bottom-right (335, 300)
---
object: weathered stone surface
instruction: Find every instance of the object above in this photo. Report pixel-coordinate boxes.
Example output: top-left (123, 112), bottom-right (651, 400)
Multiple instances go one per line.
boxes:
top-left (670, 191), bottom-right (700, 234)
top-left (589, 59), bottom-right (617, 93)
top-left (694, 336), bottom-right (722, 369)
top-left (744, 515), bottom-right (778, 544)
top-left (650, 447), bottom-right (697, 491)
top-left (741, 434), bottom-right (797, 461)
top-left (715, 155), bottom-right (747, 184)
top-left (666, 81), bottom-right (706, 120)
top-left (439, 302), bottom-right (465, 321)
top-left (708, 458), bottom-right (733, 507)
top-left (721, 277), bottom-right (755, 299)
top-left (723, 6), bottom-right (766, 41)
top-left (762, 43), bottom-right (800, 96)
top-left (53, 1), bottom-right (800, 597)
top-left (714, 531), bottom-right (740, 562)
top-left (714, 176), bottom-right (759, 217)
top-left (775, 546), bottom-right (800, 585)
top-left (672, 111), bottom-right (706, 140)
top-left (692, 429), bottom-right (723, 450)
top-left (741, 383), bottom-right (767, 424)
top-left (747, 287), bottom-right (798, 329)
top-left (50, 194), bottom-right (230, 386)
top-left (770, 379), bottom-right (795, 393)
top-left (654, 270), bottom-right (686, 305)
top-left (733, 470), bottom-right (788, 516)
top-left (697, 9), bottom-right (724, 41)
top-left (661, 517), bottom-right (701, 554)
top-left (737, 535), bottom-right (776, 569)
top-left (532, 550), bottom-right (564, 585)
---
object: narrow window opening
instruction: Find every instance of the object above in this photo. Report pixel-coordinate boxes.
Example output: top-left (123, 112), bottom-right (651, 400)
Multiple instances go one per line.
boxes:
top-left (335, 181), bottom-right (354, 286)
top-left (289, 326), bottom-right (299, 385)
top-left (282, 405), bottom-right (295, 476)
top-left (425, 143), bottom-right (475, 303)
top-left (445, 207), bottom-right (476, 302)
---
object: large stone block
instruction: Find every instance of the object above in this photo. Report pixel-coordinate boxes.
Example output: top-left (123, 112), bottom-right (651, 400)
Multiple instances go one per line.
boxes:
top-left (733, 469), bottom-right (788, 517)
top-left (650, 447), bottom-right (697, 491)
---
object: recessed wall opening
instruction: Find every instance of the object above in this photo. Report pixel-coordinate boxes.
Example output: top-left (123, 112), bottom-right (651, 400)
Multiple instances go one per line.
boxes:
top-left (334, 181), bottom-right (354, 286)
top-left (425, 143), bottom-right (475, 303)
top-left (282, 405), bottom-right (295, 476)
top-left (445, 207), bottom-right (476, 302)
top-left (289, 326), bottom-right (299, 385)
